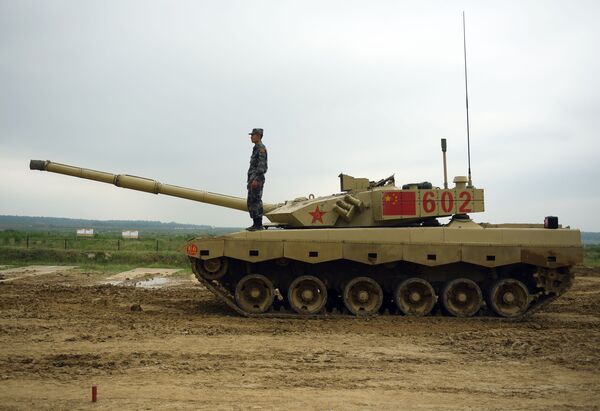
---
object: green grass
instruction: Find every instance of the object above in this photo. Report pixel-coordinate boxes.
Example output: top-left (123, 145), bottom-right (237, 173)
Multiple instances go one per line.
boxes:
top-left (584, 245), bottom-right (600, 267)
top-left (0, 230), bottom-right (196, 252)
top-left (0, 230), bottom-right (199, 270)
top-left (0, 247), bottom-right (189, 267)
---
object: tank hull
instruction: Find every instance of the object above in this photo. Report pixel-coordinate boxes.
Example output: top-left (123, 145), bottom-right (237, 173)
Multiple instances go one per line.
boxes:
top-left (186, 220), bottom-right (582, 318)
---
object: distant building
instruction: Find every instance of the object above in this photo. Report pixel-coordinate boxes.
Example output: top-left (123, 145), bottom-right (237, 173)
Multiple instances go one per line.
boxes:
top-left (122, 230), bottom-right (139, 239)
top-left (76, 228), bottom-right (94, 237)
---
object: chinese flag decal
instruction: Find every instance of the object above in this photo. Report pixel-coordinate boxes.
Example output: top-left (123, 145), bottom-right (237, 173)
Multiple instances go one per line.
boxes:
top-left (309, 205), bottom-right (327, 224)
top-left (382, 191), bottom-right (417, 216)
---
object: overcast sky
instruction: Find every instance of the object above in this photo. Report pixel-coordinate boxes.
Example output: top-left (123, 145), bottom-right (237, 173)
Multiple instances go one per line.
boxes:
top-left (1, 0), bottom-right (599, 230)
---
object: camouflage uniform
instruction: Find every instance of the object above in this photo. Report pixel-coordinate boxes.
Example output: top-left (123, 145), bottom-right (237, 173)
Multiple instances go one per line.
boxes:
top-left (247, 141), bottom-right (268, 219)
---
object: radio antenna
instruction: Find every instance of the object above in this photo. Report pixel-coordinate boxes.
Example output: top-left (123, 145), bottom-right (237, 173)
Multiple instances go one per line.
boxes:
top-left (462, 11), bottom-right (473, 188)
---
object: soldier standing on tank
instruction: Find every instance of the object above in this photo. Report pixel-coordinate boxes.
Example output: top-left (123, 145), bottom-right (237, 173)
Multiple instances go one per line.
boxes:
top-left (246, 128), bottom-right (268, 231)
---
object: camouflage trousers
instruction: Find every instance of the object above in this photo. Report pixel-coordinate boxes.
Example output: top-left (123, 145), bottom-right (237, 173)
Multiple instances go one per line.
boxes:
top-left (247, 181), bottom-right (264, 219)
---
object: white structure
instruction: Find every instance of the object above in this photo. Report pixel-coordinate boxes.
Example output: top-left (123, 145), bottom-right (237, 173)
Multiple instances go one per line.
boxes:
top-left (122, 230), bottom-right (139, 239)
top-left (76, 228), bottom-right (94, 237)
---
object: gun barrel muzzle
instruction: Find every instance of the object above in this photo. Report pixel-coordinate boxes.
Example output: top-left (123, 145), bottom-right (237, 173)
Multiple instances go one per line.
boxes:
top-left (29, 160), bottom-right (47, 171)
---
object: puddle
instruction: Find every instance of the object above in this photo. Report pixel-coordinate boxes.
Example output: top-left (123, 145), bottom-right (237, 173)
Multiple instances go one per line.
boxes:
top-left (103, 267), bottom-right (185, 288)
top-left (0, 265), bottom-right (77, 282)
top-left (104, 272), bottom-right (197, 289)
top-left (136, 277), bottom-right (170, 288)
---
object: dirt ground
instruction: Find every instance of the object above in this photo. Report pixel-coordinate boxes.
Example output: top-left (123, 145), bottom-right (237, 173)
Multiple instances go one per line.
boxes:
top-left (0, 265), bottom-right (599, 410)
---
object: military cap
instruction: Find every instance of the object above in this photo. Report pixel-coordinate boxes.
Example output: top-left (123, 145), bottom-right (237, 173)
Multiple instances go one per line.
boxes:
top-left (249, 128), bottom-right (264, 136)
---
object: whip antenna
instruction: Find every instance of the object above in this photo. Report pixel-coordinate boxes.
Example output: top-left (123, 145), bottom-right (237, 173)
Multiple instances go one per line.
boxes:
top-left (463, 11), bottom-right (473, 188)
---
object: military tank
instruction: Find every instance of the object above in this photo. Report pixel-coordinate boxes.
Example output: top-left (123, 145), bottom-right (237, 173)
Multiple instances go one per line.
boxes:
top-left (29, 147), bottom-right (582, 319)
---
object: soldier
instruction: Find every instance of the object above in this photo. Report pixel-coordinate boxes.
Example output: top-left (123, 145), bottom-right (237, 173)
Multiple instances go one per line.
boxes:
top-left (246, 128), bottom-right (268, 231)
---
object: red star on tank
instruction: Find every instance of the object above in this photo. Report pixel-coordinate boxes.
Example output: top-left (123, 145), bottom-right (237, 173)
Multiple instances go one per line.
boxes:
top-left (309, 205), bottom-right (326, 224)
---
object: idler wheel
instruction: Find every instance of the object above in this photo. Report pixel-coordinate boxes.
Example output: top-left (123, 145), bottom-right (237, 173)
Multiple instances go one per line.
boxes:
top-left (287, 275), bottom-right (328, 315)
top-left (195, 257), bottom-right (228, 280)
top-left (343, 277), bottom-right (383, 316)
top-left (488, 278), bottom-right (530, 318)
top-left (442, 278), bottom-right (482, 317)
top-left (394, 278), bottom-right (436, 316)
top-left (235, 274), bottom-right (275, 314)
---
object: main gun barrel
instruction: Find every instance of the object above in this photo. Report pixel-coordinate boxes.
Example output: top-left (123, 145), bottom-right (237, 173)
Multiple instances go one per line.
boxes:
top-left (29, 160), bottom-right (277, 213)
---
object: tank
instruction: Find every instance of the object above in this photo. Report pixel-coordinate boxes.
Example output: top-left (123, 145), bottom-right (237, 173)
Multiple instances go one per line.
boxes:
top-left (29, 156), bottom-right (582, 319)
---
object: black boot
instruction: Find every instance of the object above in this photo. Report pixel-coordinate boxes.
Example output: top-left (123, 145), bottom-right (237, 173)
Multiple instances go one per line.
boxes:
top-left (246, 217), bottom-right (263, 231)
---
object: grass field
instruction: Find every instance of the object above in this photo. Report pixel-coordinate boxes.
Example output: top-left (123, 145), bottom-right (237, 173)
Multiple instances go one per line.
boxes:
top-left (584, 245), bottom-right (600, 267)
top-left (0, 230), bottom-right (190, 252)
top-left (0, 230), bottom-right (200, 270)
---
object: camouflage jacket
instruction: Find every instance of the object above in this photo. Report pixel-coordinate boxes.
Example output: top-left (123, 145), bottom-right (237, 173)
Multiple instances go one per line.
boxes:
top-left (247, 142), bottom-right (268, 183)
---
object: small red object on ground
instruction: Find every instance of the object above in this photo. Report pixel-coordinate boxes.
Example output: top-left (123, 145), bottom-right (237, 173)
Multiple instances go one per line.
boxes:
top-left (92, 385), bottom-right (97, 402)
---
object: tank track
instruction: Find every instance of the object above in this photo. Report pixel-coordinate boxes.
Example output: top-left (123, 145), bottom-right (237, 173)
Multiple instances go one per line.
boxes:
top-left (191, 258), bottom-right (573, 321)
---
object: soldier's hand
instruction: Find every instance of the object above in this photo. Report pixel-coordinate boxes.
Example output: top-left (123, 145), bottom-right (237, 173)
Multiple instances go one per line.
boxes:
top-left (251, 180), bottom-right (259, 189)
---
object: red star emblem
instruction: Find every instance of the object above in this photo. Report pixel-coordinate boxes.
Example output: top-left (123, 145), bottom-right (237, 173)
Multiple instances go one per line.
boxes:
top-left (309, 205), bottom-right (327, 224)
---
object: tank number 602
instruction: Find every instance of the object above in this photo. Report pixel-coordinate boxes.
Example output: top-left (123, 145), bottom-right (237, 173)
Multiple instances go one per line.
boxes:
top-left (422, 191), bottom-right (472, 214)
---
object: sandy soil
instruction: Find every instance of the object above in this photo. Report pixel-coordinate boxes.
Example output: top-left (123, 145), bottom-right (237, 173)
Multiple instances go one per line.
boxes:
top-left (0, 265), bottom-right (599, 410)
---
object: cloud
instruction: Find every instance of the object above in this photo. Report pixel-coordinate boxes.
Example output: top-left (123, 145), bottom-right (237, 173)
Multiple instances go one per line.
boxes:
top-left (1, 0), bottom-right (599, 230)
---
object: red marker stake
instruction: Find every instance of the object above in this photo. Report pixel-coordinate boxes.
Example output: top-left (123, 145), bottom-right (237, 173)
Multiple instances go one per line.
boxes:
top-left (92, 385), bottom-right (97, 402)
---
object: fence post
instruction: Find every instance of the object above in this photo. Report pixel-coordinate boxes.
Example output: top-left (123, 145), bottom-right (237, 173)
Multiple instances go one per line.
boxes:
top-left (26, 235), bottom-right (29, 249)
top-left (156, 239), bottom-right (159, 252)
top-left (117, 240), bottom-right (120, 251)
top-left (64, 239), bottom-right (67, 250)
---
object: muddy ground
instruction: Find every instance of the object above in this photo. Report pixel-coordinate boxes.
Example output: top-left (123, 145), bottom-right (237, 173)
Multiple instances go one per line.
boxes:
top-left (0, 265), bottom-right (599, 410)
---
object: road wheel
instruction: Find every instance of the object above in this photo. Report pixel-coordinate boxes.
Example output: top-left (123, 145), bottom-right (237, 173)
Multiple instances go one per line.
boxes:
top-left (394, 278), bottom-right (436, 316)
top-left (442, 278), bottom-right (482, 317)
top-left (487, 278), bottom-right (530, 318)
top-left (235, 274), bottom-right (274, 314)
top-left (343, 277), bottom-right (383, 316)
top-left (287, 275), bottom-right (328, 315)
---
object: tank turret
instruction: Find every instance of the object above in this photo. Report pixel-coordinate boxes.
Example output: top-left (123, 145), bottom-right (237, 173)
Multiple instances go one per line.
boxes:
top-left (29, 160), bottom-right (484, 228)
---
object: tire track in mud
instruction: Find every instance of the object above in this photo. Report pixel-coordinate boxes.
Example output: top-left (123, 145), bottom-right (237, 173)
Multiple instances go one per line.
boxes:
top-left (0, 265), bottom-right (598, 409)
